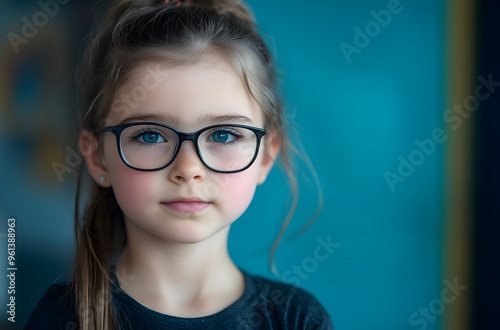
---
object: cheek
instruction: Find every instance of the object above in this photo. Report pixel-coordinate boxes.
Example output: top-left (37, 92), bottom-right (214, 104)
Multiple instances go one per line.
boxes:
top-left (213, 151), bottom-right (268, 220)
top-left (113, 172), bottom-right (155, 215)
top-left (211, 170), bottom-right (259, 221)
top-left (103, 139), bottom-right (160, 216)
top-left (112, 172), bottom-right (154, 204)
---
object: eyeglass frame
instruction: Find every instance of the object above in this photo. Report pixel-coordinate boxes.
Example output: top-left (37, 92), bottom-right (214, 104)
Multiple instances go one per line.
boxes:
top-left (95, 122), bottom-right (267, 173)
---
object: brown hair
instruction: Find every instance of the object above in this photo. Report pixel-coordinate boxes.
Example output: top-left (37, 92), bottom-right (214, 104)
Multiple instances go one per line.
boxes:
top-left (73, 0), bottom-right (306, 328)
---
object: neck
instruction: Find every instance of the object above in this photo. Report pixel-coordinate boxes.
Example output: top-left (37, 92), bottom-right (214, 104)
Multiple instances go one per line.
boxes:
top-left (115, 222), bottom-right (244, 317)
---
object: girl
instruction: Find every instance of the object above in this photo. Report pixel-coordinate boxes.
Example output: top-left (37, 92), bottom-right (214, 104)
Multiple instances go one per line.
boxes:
top-left (25, 0), bottom-right (334, 329)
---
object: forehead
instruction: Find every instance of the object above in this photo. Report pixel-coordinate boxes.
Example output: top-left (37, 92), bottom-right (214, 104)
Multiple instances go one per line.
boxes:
top-left (107, 58), bottom-right (264, 130)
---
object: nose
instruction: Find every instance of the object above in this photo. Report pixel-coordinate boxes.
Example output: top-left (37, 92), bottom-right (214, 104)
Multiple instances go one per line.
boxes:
top-left (168, 141), bottom-right (206, 183)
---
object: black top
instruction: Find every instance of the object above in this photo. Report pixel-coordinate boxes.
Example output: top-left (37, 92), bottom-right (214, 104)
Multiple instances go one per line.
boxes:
top-left (25, 271), bottom-right (334, 329)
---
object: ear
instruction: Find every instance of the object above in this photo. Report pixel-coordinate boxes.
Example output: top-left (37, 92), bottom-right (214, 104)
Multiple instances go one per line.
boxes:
top-left (258, 132), bottom-right (281, 184)
top-left (79, 130), bottom-right (110, 187)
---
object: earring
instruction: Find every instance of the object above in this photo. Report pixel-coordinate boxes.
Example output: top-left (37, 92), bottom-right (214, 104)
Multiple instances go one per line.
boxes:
top-left (258, 175), bottom-right (266, 184)
top-left (99, 175), bottom-right (107, 184)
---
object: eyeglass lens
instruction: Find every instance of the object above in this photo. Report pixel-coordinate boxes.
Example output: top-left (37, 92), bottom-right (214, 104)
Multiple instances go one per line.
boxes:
top-left (119, 124), bottom-right (259, 171)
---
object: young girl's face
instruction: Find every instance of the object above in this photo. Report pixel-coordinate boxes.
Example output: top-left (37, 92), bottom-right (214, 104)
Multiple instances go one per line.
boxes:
top-left (85, 57), bottom-right (278, 245)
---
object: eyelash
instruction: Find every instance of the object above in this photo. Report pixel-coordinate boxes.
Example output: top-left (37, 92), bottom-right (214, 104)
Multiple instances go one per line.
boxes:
top-left (208, 128), bottom-right (244, 143)
top-left (126, 126), bottom-right (246, 146)
top-left (131, 129), bottom-right (167, 145)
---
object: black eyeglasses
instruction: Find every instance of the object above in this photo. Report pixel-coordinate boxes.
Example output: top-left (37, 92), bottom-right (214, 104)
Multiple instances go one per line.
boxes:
top-left (97, 122), bottom-right (266, 173)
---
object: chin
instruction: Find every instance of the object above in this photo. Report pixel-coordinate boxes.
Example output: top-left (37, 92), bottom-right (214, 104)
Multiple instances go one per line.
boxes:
top-left (159, 222), bottom-right (231, 245)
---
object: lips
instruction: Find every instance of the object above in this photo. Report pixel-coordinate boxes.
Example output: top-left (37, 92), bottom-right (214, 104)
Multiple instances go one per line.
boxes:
top-left (161, 198), bottom-right (211, 214)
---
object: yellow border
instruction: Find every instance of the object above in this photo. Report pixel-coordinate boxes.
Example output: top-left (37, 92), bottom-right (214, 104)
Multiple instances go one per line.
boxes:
top-left (444, 0), bottom-right (475, 329)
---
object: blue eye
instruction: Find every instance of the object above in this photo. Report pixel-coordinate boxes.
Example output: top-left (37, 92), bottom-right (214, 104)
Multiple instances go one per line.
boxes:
top-left (138, 131), bottom-right (165, 144)
top-left (210, 130), bottom-right (236, 143)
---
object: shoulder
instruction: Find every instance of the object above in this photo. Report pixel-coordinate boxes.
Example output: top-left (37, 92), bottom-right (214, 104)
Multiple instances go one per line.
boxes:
top-left (241, 272), bottom-right (335, 330)
top-left (24, 282), bottom-right (78, 330)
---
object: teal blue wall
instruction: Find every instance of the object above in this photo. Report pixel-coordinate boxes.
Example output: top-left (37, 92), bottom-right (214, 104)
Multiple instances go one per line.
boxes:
top-left (0, 0), bottom-right (446, 329)
top-left (233, 1), bottom-right (446, 329)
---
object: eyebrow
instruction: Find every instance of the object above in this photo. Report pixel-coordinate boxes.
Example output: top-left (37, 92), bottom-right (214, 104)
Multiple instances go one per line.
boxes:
top-left (198, 114), bottom-right (254, 125)
top-left (119, 113), bottom-right (181, 126)
top-left (119, 112), bottom-right (254, 126)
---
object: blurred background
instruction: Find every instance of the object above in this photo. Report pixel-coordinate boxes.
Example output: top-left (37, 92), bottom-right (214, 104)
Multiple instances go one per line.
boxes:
top-left (0, 0), bottom-right (498, 329)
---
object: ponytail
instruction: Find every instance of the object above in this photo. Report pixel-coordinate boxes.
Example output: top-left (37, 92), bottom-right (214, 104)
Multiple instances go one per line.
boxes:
top-left (72, 170), bottom-right (124, 329)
